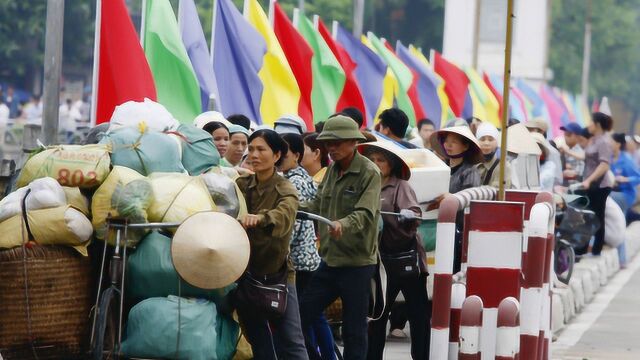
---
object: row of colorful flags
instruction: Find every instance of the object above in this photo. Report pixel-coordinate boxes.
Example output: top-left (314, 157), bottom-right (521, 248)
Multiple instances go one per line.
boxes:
top-left (93, 0), bottom-right (590, 138)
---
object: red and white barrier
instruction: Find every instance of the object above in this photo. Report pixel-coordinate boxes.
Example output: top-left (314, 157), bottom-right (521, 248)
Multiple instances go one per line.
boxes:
top-left (449, 283), bottom-right (466, 359)
top-left (536, 193), bottom-right (554, 360)
top-left (519, 201), bottom-right (553, 360)
top-left (505, 190), bottom-right (540, 273)
top-left (430, 196), bottom-right (459, 360)
top-left (496, 297), bottom-right (520, 360)
top-left (466, 201), bottom-right (524, 360)
top-left (459, 295), bottom-right (483, 360)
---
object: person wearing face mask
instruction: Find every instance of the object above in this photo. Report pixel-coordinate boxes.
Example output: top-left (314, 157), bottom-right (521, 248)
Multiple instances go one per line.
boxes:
top-left (430, 125), bottom-right (483, 194)
top-left (226, 125), bottom-right (250, 167)
top-left (475, 122), bottom-right (511, 188)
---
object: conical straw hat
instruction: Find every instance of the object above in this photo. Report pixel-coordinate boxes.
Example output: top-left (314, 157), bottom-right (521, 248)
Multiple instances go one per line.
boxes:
top-left (357, 141), bottom-right (411, 180)
top-left (506, 123), bottom-right (541, 155)
top-left (171, 212), bottom-right (250, 289)
top-left (429, 126), bottom-right (483, 164)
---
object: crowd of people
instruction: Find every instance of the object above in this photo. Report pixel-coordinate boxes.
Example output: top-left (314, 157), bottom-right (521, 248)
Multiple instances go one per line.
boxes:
top-left (174, 102), bottom-right (633, 359)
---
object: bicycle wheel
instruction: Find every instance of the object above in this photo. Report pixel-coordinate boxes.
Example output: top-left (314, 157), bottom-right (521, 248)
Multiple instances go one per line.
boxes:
top-left (554, 239), bottom-right (575, 285)
top-left (91, 286), bottom-right (120, 360)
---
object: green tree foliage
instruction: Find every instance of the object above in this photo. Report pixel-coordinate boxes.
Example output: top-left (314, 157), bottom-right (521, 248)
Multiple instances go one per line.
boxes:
top-left (549, 0), bottom-right (640, 112)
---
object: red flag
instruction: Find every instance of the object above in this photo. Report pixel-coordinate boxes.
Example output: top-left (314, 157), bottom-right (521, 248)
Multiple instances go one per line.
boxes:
top-left (433, 52), bottom-right (469, 117)
top-left (316, 19), bottom-right (366, 124)
top-left (96, 0), bottom-right (156, 124)
top-left (483, 72), bottom-right (503, 119)
top-left (273, 2), bottom-right (314, 128)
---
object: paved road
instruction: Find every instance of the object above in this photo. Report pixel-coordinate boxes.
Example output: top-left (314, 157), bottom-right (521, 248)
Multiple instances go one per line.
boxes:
top-left (552, 253), bottom-right (640, 359)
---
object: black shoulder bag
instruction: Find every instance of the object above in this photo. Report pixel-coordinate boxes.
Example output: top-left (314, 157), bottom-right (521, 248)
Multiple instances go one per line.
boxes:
top-left (380, 184), bottom-right (420, 278)
top-left (235, 182), bottom-right (289, 320)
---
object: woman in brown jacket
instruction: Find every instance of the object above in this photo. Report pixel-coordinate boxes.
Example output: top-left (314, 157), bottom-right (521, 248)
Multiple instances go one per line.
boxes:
top-left (360, 141), bottom-right (430, 360)
top-left (235, 129), bottom-right (309, 360)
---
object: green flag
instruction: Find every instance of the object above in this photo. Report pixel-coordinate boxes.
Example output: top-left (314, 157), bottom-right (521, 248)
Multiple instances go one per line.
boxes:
top-left (143, 0), bottom-right (200, 124)
top-left (298, 17), bottom-right (346, 123)
top-left (369, 34), bottom-right (416, 125)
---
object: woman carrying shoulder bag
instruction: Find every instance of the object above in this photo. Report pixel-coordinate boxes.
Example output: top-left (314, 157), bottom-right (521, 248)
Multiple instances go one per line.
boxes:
top-left (235, 129), bottom-right (309, 360)
top-left (360, 141), bottom-right (430, 360)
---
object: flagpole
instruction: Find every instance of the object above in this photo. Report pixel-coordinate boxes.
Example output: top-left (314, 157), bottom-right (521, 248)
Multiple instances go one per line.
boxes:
top-left (331, 20), bottom-right (338, 39)
top-left (90, 0), bottom-right (101, 127)
top-left (268, 0), bottom-right (275, 28)
top-left (312, 14), bottom-right (319, 29)
top-left (498, 0), bottom-right (514, 201)
top-left (292, 8), bottom-right (300, 28)
top-left (209, 0), bottom-right (219, 111)
top-left (242, 0), bottom-right (249, 17)
top-left (140, 0), bottom-right (147, 45)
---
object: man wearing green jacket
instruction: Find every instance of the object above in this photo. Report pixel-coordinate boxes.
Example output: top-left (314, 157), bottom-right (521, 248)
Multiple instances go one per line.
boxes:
top-left (299, 115), bottom-right (381, 360)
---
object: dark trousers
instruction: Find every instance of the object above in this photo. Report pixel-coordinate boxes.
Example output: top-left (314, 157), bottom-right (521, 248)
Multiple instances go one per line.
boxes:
top-left (367, 274), bottom-right (431, 360)
top-left (576, 187), bottom-right (611, 256)
top-left (296, 270), bottom-right (336, 360)
top-left (300, 262), bottom-right (376, 360)
top-left (238, 283), bottom-right (309, 360)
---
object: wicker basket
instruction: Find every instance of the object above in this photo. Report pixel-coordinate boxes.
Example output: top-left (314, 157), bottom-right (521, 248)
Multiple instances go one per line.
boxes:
top-left (0, 245), bottom-right (93, 359)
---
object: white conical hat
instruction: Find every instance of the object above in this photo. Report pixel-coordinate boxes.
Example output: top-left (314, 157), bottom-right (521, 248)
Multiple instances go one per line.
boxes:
top-left (506, 123), bottom-right (541, 155)
top-left (599, 96), bottom-right (612, 116)
top-left (171, 212), bottom-right (250, 289)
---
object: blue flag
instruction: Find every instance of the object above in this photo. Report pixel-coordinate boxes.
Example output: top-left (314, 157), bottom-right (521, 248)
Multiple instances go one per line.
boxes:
top-left (212, 0), bottom-right (266, 123)
top-left (335, 24), bottom-right (387, 124)
top-left (396, 42), bottom-right (442, 127)
top-left (179, 0), bottom-right (219, 112)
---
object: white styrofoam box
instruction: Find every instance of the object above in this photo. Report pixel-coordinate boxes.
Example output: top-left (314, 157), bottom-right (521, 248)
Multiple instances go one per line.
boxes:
top-left (401, 149), bottom-right (451, 203)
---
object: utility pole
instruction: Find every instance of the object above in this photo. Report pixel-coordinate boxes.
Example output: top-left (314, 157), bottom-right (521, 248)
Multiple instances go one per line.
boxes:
top-left (42, 0), bottom-right (65, 145)
top-left (471, 0), bottom-right (482, 69)
top-left (498, 0), bottom-right (514, 201)
top-left (580, 0), bottom-right (592, 108)
top-left (353, 0), bottom-right (365, 38)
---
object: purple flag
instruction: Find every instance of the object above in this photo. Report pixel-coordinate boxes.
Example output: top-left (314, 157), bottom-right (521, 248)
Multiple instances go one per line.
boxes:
top-left (336, 24), bottom-right (386, 125)
top-left (212, 0), bottom-right (266, 123)
top-left (179, 0), bottom-right (219, 111)
top-left (396, 42), bottom-right (442, 127)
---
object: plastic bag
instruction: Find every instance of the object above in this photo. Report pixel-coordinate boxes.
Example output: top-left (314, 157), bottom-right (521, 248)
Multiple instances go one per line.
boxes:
top-left (201, 173), bottom-right (242, 218)
top-left (127, 232), bottom-right (234, 302)
top-left (605, 197), bottom-right (626, 248)
top-left (0, 205), bottom-right (92, 255)
top-left (100, 126), bottom-right (185, 176)
top-left (16, 144), bottom-right (111, 189)
top-left (170, 124), bottom-right (220, 175)
top-left (109, 98), bottom-right (180, 132)
top-left (0, 178), bottom-right (70, 222)
top-left (120, 296), bottom-right (239, 360)
top-left (148, 173), bottom-right (216, 225)
top-left (92, 166), bottom-right (153, 244)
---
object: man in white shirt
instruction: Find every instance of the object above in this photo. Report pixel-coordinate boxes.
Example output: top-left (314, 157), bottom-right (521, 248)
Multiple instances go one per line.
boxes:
top-left (0, 99), bottom-right (9, 125)
top-left (409, 118), bottom-right (436, 149)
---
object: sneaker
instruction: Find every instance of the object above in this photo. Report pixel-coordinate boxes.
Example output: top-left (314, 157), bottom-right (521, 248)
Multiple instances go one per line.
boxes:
top-left (388, 329), bottom-right (407, 339)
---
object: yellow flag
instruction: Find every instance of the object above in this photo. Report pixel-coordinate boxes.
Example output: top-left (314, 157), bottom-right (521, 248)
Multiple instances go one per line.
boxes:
top-left (245, 0), bottom-right (300, 126)
top-left (362, 35), bottom-right (396, 124)
top-left (408, 46), bottom-right (451, 127)
top-left (464, 67), bottom-right (501, 127)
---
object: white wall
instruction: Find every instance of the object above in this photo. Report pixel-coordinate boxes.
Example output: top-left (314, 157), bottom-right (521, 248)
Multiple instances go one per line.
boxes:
top-left (442, 0), bottom-right (550, 84)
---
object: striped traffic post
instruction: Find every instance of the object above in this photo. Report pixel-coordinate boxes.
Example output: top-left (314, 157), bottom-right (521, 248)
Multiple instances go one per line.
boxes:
top-left (449, 283), bottom-right (466, 359)
top-left (505, 189), bottom-right (540, 273)
top-left (496, 297), bottom-right (520, 360)
top-left (459, 295), bottom-right (483, 360)
top-left (430, 195), bottom-right (459, 359)
top-left (519, 201), bottom-right (553, 360)
top-left (466, 200), bottom-right (524, 360)
top-left (535, 193), bottom-right (554, 360)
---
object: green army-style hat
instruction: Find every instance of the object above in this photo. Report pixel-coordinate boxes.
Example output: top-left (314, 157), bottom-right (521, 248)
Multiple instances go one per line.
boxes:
top-left (316, 115), bottom-right (366, 142)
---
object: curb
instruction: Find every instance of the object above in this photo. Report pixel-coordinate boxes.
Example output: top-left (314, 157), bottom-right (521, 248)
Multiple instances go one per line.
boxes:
top-left (551, 221), bottom-right (640, 337)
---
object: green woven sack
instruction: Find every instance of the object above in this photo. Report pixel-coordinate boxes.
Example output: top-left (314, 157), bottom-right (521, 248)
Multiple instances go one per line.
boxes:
top-left (173, 124), bottom-right (220, 175)
top-left (418, 219), bottom-right (437, 252)
top-left (100, 127), bottom-right (185, 175)
top-left (127, 232), bottom-right (234, 302)
top-left (121, 296), bottom-right (239, 360)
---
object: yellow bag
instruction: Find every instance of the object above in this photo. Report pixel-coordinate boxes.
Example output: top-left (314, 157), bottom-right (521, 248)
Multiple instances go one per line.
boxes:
top-left (62, 187), bottom-right (90, 216)
top-left (147, 173), bottom-right (216, 226)
top-left (17, 145), bottom-right (111, 189)
top-left (0, 205), bottom-right (92, 255)
top-left (91, 166), bottom-right (152, 243)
